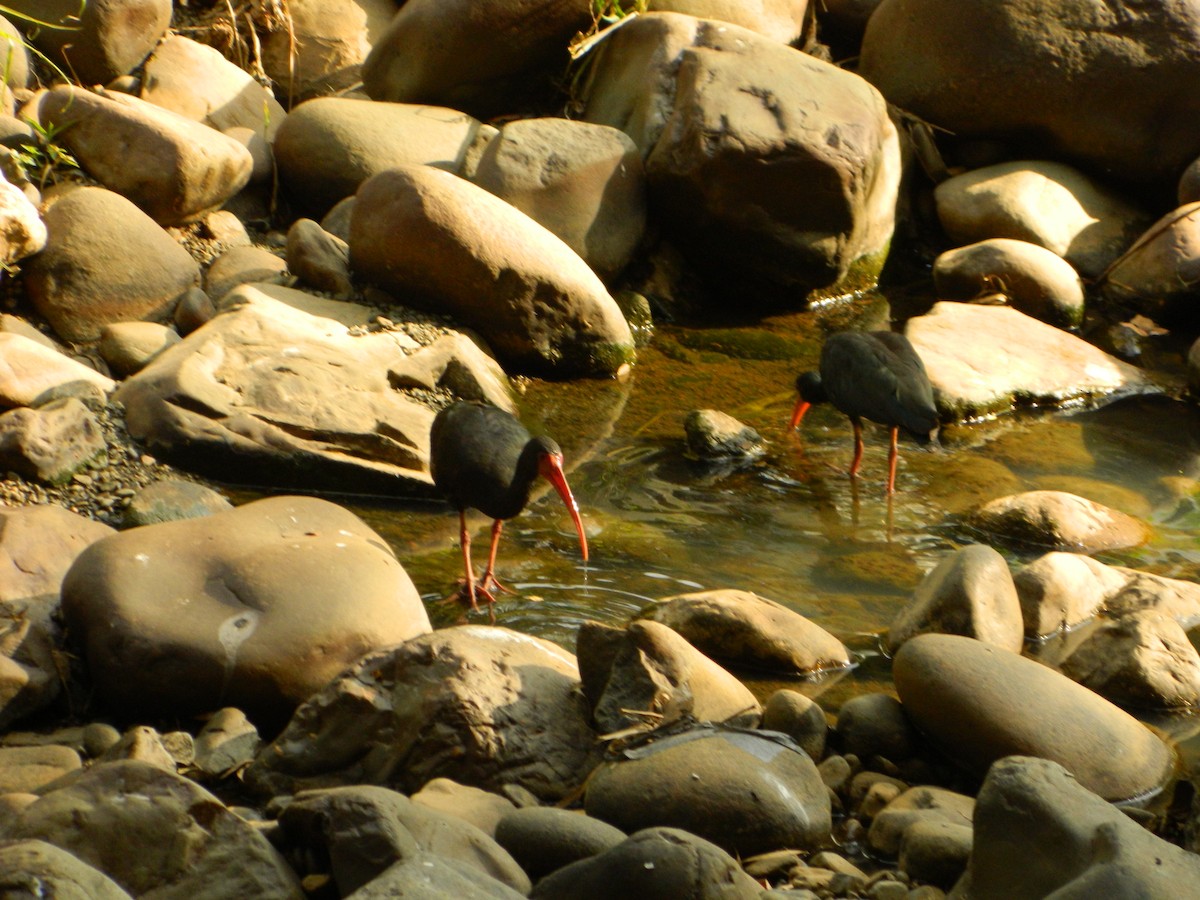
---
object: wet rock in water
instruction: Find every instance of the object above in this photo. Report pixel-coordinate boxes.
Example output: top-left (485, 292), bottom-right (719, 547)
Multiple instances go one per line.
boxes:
top-left (866, 785), bottom-right (975, 859)
top-left (494, 806), bottom-right (627, 881)
top-left (954, 756), bottom-right (1200, 898)
top-left (585, 727), bottom-right (831, 856)
top-left (761, 690), bottom-right (828, 761)
top-left (531, 826), bottom-right (762, 899)
top-left (887, 544), bottom-right (1024, 653)
top-left (410, 778), bottom-right (517, 838)
top-left (1016, 551), bottom-right (1200, 639)
top-left (115, 284), bottom-right (512, 494)
top-left (893, 633), bottom-right (1173, 800)
top-left (204, 245), bottom-right (289, 302)
top-left (575, 619), bottom-right (761, 734)
top-left (928, 161), bottom-right (1150, 279)
top-left (1059, 611), bottom-right (1200, 709)
top-left (467, 117), bottom-right (646, 281)
top-left (276, 785), bottom-right (530, 896)
top-left (578, 12), bottom-right (899, 303)
top-left (193, 708), bottom-right (261, 778)
top-left (1012, 551), bottom-right (1128, 637)
top-left (0, 334), bottom-right (115, 408)
top-left (968, 489), bottom-right (1150, 553)
top-left (22, 186), bottom-right (201, 342)
top-left (1030, 474), bottom-right (1153, 520)
top-left (61, 495), bottom-right (431, 731)
top-left (120, 478), bottom-right (232, 526)
top-left (933, 238), bottom-right (1085, 328)
top-left (0, 505), bottom-right (113, 729)
top-left (248, 625), bottom-right (596, 803)
top-left (641, 589), bottom-right (852, 675)
top-left (905, 302), bottom-right (1149, 421)
top-left (1, 760), bottom-right (304, 897)
top-left (984, 419), bottom-right (1094, 474)
top-left (898, 819), bottom-right (973, 890)
top-left (835, 693), bottom-right (919, 764)
top-left (286, 218), bottom-right (353, 297)
top-left (349, 164), bottom-right (635, 377)
top-left (0, 744), bottom-right (82, 794)
top-left (0, 839), bottom-right (132, 900)
top-left (682, 410), bottom-right (767, 462)
top-left (1099, 202), bottom-right (1200, 319)
top-left (911, 452), bottom-right (1023, 515)
top-left (97, 322), bottom-right (180, 376)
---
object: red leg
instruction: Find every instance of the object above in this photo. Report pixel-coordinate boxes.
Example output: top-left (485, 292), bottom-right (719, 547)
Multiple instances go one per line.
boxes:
top-left (458, 510), bottom-right (479, 611)
top-left (886, 426), bottom-right (899, 494)
top-left (849, 420), bottom-right (865, 478)
top-left (478, 518), bottom-right (515, 600)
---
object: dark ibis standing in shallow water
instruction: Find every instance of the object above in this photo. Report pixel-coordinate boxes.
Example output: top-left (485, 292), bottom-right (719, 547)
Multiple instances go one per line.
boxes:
top-left (430, 401), bottom-right (589, 610)
top-left (790, 330), bottom-right (939, 494)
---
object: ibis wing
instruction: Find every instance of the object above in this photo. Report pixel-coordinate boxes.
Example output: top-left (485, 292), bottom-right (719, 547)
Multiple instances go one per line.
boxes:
top-left (821, 332), bottom-right (938, 438)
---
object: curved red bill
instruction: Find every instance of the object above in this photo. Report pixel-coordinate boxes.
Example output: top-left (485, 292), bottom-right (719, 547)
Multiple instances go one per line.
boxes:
top-left (790, 397), bottom-right (812, 430)
top-left (538, 452), bottom-right (589, 562)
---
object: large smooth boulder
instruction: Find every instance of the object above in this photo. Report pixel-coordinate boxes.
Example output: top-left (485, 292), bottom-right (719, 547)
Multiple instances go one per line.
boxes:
top-left (140, 34), bottom-right (287, 141)
top-left (247, 626), bottom-right (598, 802)
top-left (61, 496), bottom-right (431, 730)
top-left (22, 187), bottom-right (201, 342)
top-left (576, 620), bottom-right (761, 733)
top-left (905, 302), bottom-right (1150, 421)
top-left (952, 756), bottom-right (1200, 899)
top-left (969, 490), bottom-right (1150, 554)
top-left (931, 161), bottom-right (1150, 280)
top-left (362, 0), bottom-right (592, 119)
top-left (893, 634), bottom-right (1173, 800)
top-left (859, 0), bottom-right (1200, 193)
top-left (34, 86), bottom-right (254, 225)
top-left (114, 284), bottom-right (513, 494)
top-left (0, 760), bottom-right (304, 898)
top-left (932, 238), bottom-right (1086, 328)
top-left (12, 0), bottom-right (172, 85)
top-left (466, 117), bottom-right (647, 280)
top-left (887, 544), bottom-right (1024, 652)
top-left (260, 0), bottom-right (398, 102)
top-left (349, 164), bottom-right (635, 377)
top-left (584, 728), bottom-right (831, 856)
top-left (273, 97), bottom-right (489, 217)
top-left (580, 12), bottom-right (901, 303)
top-left (639, 589), bottom-right (851, 673)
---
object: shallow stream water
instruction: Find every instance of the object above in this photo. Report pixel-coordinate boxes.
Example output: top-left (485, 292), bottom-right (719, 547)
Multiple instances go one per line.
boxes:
top-left (335, 291), bottom-right (1200, 787)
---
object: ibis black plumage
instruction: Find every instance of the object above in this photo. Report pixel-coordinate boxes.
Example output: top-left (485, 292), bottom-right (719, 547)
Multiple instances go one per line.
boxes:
top-left (790, 330), bottom-right (938, 493)
top-left (430, 401), bottom-right (588, 610)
